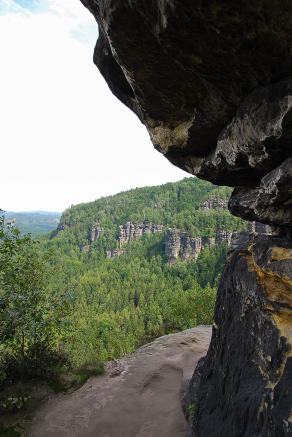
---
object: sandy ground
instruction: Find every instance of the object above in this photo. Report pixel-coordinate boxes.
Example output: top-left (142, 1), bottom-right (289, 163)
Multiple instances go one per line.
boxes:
top-left (29, 326), bottom-right (211, 437)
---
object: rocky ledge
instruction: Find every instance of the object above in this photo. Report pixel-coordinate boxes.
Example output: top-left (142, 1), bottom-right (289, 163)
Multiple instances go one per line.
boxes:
top-left (79, 1), bottom-right (292, 436)
top-left (29, 327), bottom-right (211, 437)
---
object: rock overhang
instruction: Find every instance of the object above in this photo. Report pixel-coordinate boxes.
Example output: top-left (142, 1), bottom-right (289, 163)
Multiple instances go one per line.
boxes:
top-left (80, 0), bottom-right (292, 231)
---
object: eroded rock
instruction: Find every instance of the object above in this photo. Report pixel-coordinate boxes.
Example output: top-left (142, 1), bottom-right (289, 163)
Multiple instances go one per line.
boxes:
top-left (187, 233), bottom-right (292, 437)
top-left (79, 1), bottom-right (292, 435)
top-left (118, 221), bottom-right (164, 246)
top-left (90, 221), bottom-right (103, 242)
top-left (81, 0), bottom-right (292, 186)
top-left (229, 158), bottom-right (292, 230)
top-left (165, 228), bottom-right (232, 263)
top-left (201, 198), bottom-right (228, 210)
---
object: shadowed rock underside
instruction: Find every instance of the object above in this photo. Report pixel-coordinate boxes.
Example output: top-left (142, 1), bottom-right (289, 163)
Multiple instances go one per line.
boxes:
top-left (79, 1), bottom-right (292, 436)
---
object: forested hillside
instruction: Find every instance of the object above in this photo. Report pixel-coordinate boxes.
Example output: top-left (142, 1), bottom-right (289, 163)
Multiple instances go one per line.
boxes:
top-left (52, 177), bottom-right (243, 253)
top-left (5, 211), bottom-right (61, 236)
top-left (0, 178), bottom-right (246, 395)
top-left (41, 177), bottom-right (245, 365)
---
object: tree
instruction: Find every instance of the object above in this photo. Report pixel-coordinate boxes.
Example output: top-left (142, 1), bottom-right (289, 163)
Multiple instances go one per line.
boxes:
top-left (0, 210), bottom-right (62, 383)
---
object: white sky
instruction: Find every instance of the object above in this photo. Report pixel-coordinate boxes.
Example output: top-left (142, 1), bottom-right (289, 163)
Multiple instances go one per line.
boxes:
top-left (0, 0), bottom-right (187, 212)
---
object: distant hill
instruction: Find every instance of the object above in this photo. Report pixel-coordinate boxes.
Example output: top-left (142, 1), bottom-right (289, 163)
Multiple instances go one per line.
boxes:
top-left (53, 176), bottom-right (245, 256)
top-left (5, 211), bottom-right (61, 236)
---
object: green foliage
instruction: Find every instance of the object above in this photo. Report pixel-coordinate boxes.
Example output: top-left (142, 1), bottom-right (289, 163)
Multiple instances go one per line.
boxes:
top-left (52, 177), bottom-right (244, 254)
top-left (0, 393), bottom-right (30, 413)
top-left (0, 210), bottom-right (64, 386)
top-left (0, 425), bottom-right (21, 437)
top-left (46, 236), bottom-right (222, 365)
top-left (48, 361), bottom-right (105, 393)
top-left (186, 402), bottom-right (198, 421)
top-left (1, 178), bottom-right (246, 392)
top-left (39, 178), bottom-right (244, 367)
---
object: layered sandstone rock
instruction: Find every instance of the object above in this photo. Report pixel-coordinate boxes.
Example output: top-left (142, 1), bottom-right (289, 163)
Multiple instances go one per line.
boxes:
top-left (118, 221), bottom-right (164, 246)
top-left (201, 198), bottom-right (228, 210)
top-left (165, 230), bottom-right (203, 263)
top-left (106, 248), bottom-right (124, 259)
top-left (79, 1), bottom-right (292, 435)
top-left (165, 228), bottom-right (231, 263)
top-left (187, 233), bottom-right (292, 436)
top-left (90, 221), bottom-right (103, 242)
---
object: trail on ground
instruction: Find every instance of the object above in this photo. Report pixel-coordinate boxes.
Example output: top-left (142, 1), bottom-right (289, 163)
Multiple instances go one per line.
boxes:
top-left (29, 326), bottom-right (211, 437)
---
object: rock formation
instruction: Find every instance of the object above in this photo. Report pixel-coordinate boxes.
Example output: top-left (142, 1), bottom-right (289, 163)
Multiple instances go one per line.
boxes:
top-left (90, 221), bottom-right (103, 242)
top-left (188, 233), bottom-right (292, 436)
top-left (247, 221), bottom-right (271, 235)
top-left (165, 228), bottom-right (231, 263)
top-left (80, 1), bottom-right (292, 435)
top-left (201, 198), bottom-right (227, 210)
top-left (118, 221), bottom-right (164, 246)
top-left (106, 248), bottom-right (124, 259)
top-left (165, 230), bottom-right (203, 263)
top-left (106, 223), bottom-right (232, 262)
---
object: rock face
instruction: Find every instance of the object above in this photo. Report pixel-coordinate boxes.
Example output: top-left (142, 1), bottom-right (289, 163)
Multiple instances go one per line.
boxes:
top-left (106, 248), bottom-right (124, 259)
top-left (90, 221), bottom-right (103, 242)
top-left (80, 1), bottom-right (292, 436)
top-left (80, 0), bottom-right (292, 188)
top-left (108, 223), bottom-right (231, 261)
top-left (247, 221), bottom-right (271, 235)
top-left (165, 230), bottom-right (203, 263)
top-left (230, 158), bottom-right (292, 232)
top-left (165, 228), bottom-right (231, 263)
top-left (201, 198), bottom-right (228, 210)
top-left (188, 233), bottom-right (292, 437)
top-left (118, 221), bottom-right (164, 246)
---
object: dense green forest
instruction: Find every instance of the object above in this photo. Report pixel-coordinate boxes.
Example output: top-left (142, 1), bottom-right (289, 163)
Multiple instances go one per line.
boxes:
top-left (53, 177), bottom-right (243, 253)
top-left (0, 178), bottom-right (246, 394)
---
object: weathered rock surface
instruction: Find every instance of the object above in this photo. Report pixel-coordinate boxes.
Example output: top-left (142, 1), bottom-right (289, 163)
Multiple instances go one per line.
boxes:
top-left (90, 221), bottom-right (103, 242)
top-left (81, 1), bottom-right (292, 179)
top-left (230, 158), bottom-right (292, 231)
top-left (118, 221), bottom-right (164, 246)
top-left (247, 221), bottom-right (271, 235)
top-left (79, 1), bottom-right (292, 435)
top-left (187, 233), bottom-right (292, 437)
top-left (29, 326), bottom-right (211, 437)
top-left (195, 79), bottom-right (292, 185)
top-left (165, 230), bottom-right (203, 263)
top-left (201, 198), bottom-right (227, 210)
top-left (106, 248), bottom-right (124, 259)
top-left (165, 228), bottom-right (231, 263)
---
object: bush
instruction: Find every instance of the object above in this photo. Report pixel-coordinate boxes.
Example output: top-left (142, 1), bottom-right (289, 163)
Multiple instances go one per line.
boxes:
top-left (0, 210), bottom-right (65, 387)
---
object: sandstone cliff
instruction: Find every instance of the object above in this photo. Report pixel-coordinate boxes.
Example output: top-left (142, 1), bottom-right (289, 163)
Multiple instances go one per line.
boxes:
top-left (90, 221), bottom-right (103, 242)
top-left (201, 198), bottom-right (227, 210)
top-left (165, 228), bottom-right (231, 264)
top-left (86, 218), bottom-right (233, 262)
top-left (118, 221), bottom-right (164, 246)
top-left (79, 1), bottom-right (292, 435)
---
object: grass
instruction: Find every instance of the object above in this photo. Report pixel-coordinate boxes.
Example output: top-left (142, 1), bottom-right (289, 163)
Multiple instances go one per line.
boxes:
top-left (0, 361), bottom-right (105, 436)
top-left (48, 361), bottom-right (105, 393)
top-left (0, 425), bottom-right (22, 437)
top-left (186, 402), bottom-right (197, 420)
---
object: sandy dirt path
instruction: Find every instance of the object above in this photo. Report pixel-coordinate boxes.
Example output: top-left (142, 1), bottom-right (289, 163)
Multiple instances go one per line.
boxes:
top-left (29, 326), bottom-right (211, 437)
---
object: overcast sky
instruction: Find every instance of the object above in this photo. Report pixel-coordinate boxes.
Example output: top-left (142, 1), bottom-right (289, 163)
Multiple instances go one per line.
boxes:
top-left (0, 0), bottom-right (188, 212)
